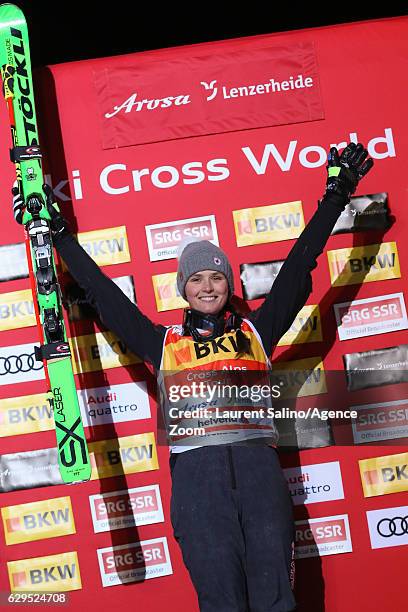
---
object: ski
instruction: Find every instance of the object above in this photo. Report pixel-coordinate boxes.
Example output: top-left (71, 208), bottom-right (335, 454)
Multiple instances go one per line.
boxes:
top-left (0, 4), bottom-right (91, 484)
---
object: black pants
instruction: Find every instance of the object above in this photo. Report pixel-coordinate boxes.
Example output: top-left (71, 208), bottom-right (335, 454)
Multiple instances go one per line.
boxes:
top-left (170, 444), bottom-right (296, 612)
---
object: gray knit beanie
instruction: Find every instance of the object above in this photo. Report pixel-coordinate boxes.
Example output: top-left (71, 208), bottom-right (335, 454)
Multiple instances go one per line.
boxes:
top-left (177, 240), bottom-right (234, 299)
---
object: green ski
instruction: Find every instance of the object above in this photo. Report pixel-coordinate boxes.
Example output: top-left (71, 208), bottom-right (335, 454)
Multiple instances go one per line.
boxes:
top-left (0, 4), bottom-right (91, 484)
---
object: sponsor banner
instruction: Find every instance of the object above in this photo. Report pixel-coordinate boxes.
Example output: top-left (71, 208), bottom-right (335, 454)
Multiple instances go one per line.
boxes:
top-left (69, 331), bottom-right (140, 374)
top-left (78, 381), bottom-right (150, 427)
top-left (97, 537), bottom-right (172, 586)
top-left (0, 393), bottom-right (52, 437)
top-left (7, 552), bottom-right (81, 592)
top-left (0, 448), bottom-right (63, 493)
top-left (367, 505), bottom-right (408, 549)
top-left (327, 242), bottom-right (400, 287)
top-left (146, 215), bottom-right (219, 261)
top-left (65, 275), bottom-right (136, 321)
top-left (78, 226), bottom-right (131, 266)
top-left (276, 410), bottom-right (334, 450)
top-left (334, 293), bottom-right (408, 341)
top-left (0, 243), bottom-right (28, 282)
top-left (272, 357), bottom-right (327, 398)
top-left (233, 201), bottom-right (304, 247)
top-left (2, 497), bottom-right (75, 545)
top-left (351, 399), bottom-right (408, 444)
top-left (61, 226), bottom-right (130, 270)
top-left (277, 305), bottom-right (322, 346)
top-left (284, 461), bottom-right (344, 505)
top-left (88, 433), bottom-right (159, 480)
top-left (359, 452), bottom-right (408, 497)
top-left (295, 514), bottom-right (352, 558)
top-left (0, 342), bottom-right (44, 386)
top-left (89, 484), bottom-right (164, 533)
top-left (0, 435), bottom-right (158, 491)
top-left (113, 275), bottom-right (137, 302)
top-left (331, 192), bottom-right (391, 235)
top-left (240, 260), bottom-right (284, 301)
top-left (152, 272), bottom-right (188, 312)
top-left (95, 41), bottom-right (323, 148)
top-left (344, 344), bottom-right (408, 391)
top-left (0, 289), bottom-right (35, 331)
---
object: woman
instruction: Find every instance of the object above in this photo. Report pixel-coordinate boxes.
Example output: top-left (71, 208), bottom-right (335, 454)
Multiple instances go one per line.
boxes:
top-left (13, 142), bottom-right (373, 611)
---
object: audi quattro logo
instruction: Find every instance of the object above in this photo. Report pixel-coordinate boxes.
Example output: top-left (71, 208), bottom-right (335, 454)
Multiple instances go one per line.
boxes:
top-left (0, 351), bottom-right (43, 375)
top-left (377, 515), bottom-right (408, 537)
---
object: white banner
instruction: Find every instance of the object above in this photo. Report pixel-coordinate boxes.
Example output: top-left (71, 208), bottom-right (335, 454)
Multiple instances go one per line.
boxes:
top-left (351, 399), bottom-right (408, 444)
top-left (0, 243), bottom-right (28, 281)
top-left (0, 342), bottom-right (44, 386)
top-left (145, 215), bottom-right (219, 261)
top-left (284, 461), bottom-right (344, 505)
top-left (295, 514), bottom-right (352, 558)
top-left (77, 382), bottom-right (150, 427)
top-left (367, 505), bottom-right (408, 549)
top-left (334, 292), bottom-right (408, 341)
top-left (89, 485), bottom-right (164, 533)
top-left (97, 537), bottom-right (172, 587)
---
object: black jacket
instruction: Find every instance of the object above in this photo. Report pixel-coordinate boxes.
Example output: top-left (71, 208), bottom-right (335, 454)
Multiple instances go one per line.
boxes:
top-left (54, 193), bottom-right (346, 368)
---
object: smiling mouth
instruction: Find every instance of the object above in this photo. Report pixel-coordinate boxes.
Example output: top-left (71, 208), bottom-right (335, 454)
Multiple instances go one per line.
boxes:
top-left (199, 296), bottom-right (218, 301)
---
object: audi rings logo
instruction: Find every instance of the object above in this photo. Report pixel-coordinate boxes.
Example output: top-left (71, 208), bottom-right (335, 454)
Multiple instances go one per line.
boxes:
top-left (0, 352), bottom-right (43, 375)
top-left (377, 516), bottom-right (408, 537)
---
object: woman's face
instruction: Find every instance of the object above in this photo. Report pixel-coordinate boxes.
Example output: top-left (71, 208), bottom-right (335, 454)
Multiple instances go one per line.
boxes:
top-left (184, 270), bottom-right (229, 316)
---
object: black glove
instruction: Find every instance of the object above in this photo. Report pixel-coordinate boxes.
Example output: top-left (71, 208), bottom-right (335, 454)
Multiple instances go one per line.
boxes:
top-left (42, 184), bottom-right (68, 235)
top-left (11, 183), bottom-right (68, 235)
top-left (325, 142), bottom-right (374, 199)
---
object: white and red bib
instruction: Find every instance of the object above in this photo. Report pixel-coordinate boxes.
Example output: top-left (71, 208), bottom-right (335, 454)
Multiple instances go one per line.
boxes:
top-left (158, 319), bottom-right (278, 453)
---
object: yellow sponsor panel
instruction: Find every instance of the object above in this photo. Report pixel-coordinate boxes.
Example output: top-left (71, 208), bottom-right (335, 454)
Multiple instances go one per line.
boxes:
top-left (152, 272), bottom-right (188, 312)
top-left (2, 497), bottom-right (75, 545)
top-left (163, 330), bottom-right (267, 370)
top-left (277, 305), bottom-right (322, 346)
top-left (0, 393), bottom-right (53, 437)
top-left (233, 201), bottom-right (305, 247)
top-left (273, 356), bottom-right (326, 398)
top-left (0, 289), bottom-right (35, 331)
top-left (327, 242), bottom-right (400, 287)
top-left (61, 226), bottom-right (130, 270)
top-left (359, 452), bottom-right (408, 498)
top-left (69, 331), bottom-right (140, 374)
top-left (7, 551), bottom-right (81, 592)
top-left (88, 432), bottom-right (159, 480)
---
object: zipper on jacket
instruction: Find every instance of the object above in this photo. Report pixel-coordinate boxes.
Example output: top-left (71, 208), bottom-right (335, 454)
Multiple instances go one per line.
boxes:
top-left (227, 445), bottom-right (236, 489)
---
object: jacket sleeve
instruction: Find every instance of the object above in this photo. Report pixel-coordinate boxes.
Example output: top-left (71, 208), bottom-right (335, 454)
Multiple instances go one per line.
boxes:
top-left (53, 232), bottom-right (166, 369)
top-left (248, 193), bottom-right (347, 353)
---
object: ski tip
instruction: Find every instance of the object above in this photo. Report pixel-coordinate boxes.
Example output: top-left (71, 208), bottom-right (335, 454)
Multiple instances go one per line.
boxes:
top-left (0, 4), bottom-right (26, 28)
